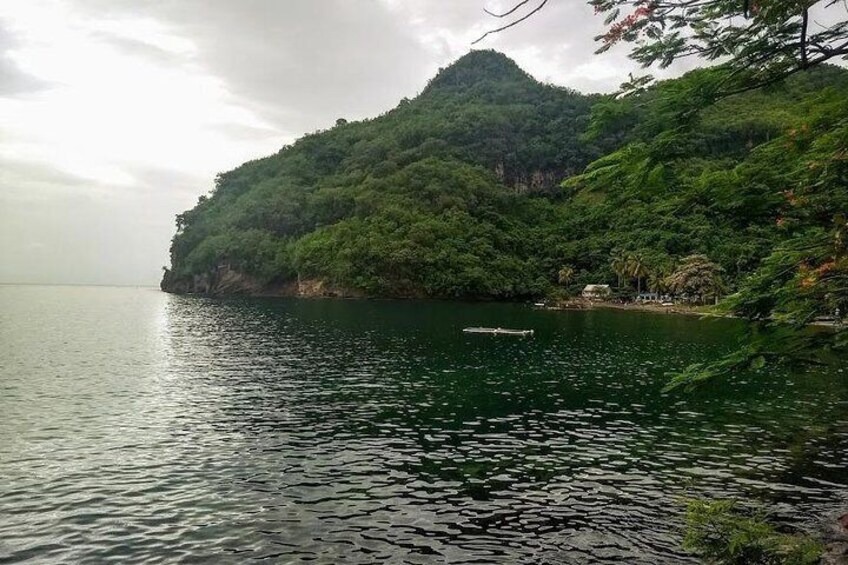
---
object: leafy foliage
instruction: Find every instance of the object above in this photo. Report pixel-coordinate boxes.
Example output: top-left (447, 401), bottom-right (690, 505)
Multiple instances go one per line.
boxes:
top-left (589, 0), bottom-right (848, 99)
top-left (683, 499), bottom-right (823, 564)
top-left (657, 82), bottom-right (848, 387)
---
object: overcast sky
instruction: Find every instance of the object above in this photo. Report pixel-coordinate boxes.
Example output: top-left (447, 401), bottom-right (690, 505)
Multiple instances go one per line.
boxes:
top-left (0, 0), bottom-right (690, 286)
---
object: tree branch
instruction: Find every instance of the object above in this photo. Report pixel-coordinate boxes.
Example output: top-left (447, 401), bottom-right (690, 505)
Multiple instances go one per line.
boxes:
top-left (484, 0), bottom-right (532, 18)
top-left (801, 6), bottom-right (809, 67)
top-left (473, 0), bottom-right (549, 44)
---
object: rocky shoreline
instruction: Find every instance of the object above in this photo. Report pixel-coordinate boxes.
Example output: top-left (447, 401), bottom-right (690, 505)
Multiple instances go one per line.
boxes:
top-left (160, 267), bottom-right (364, 299)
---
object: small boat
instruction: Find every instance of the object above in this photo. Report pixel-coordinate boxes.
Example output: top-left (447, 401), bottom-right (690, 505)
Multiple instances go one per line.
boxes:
top-left (463, 327), bottom-right (534, 336)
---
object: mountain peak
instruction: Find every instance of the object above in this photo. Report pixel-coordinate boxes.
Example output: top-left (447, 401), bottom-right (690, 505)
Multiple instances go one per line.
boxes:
top-left (423, 50), bottom-right (533, 94)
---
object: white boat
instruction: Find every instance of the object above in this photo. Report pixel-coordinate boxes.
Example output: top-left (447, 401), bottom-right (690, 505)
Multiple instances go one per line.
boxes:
top-left (463, 327), bottom-right (534, 336)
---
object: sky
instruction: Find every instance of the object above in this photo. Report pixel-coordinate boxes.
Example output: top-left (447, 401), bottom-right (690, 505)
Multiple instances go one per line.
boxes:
top-left (0, 0), bottom-right (692, 286)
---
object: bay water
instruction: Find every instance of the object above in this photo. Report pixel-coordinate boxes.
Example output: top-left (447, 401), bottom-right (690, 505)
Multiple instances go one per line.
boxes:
top-left (1, 286), bottom-right (845, 563)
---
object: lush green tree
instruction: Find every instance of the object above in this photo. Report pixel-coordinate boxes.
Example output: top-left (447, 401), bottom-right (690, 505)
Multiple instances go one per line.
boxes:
top-left (665, 95), bottom-right (848, 388)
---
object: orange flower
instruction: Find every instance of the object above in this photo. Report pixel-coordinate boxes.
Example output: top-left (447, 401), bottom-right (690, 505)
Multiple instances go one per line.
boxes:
top-left (602, 5), bottom-right (654, 44)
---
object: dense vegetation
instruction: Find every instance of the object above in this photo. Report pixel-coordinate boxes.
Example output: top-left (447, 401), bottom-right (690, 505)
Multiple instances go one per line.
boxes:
top-left (164, 51), bottom-right (603, 297)
top-left (163, 50), bottom-right (847, 311)
top-left (683, 499), bottom-right (823, 565)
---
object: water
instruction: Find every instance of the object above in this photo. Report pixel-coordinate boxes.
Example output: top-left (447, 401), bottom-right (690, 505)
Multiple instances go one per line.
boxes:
top-left (1, 286), bottom-right (846, 564)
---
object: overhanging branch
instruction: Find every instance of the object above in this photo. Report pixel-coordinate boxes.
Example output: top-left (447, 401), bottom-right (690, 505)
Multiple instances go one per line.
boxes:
top-left (473, 0), bottom-right (549, 44)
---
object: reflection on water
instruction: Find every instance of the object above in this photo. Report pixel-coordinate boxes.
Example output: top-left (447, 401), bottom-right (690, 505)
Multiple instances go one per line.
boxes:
top-left (1, 286), bottom-right (846, 563)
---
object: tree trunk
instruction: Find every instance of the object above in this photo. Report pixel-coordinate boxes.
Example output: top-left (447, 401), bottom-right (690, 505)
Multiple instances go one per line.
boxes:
top-left (800, 7), bottom-right (809, 67)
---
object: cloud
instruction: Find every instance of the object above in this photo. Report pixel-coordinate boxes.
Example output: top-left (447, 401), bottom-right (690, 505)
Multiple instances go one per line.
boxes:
top-left (0, 22), bottom-right (51, 96)
top-left (73, 0), bottom-right (438, 133)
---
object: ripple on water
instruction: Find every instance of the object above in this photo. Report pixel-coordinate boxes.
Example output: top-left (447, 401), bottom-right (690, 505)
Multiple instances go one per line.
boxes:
top-left (1, 287), bottom-right (846, 563)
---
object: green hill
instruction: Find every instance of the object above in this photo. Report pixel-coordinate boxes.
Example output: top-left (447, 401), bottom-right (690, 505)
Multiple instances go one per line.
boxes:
top-left (161, 50), bottom-right (848, 301)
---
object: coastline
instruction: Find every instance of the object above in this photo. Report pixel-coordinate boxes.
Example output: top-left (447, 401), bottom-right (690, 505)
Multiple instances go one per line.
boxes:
top-left (161, 273), bottom-right (845, 329)
top-left (543, 299), bottom-right (845, 328)
top-left (540, 298), bottom-right (717, 318)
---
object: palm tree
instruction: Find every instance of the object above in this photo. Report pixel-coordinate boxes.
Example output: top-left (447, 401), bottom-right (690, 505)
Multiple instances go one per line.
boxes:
top-left (648, 269), bottom-right (670, 295)
top-left (610, 252), bottom-right (627, 288)
top-left (558, 265), bottom-right (575, 286)
top-left (627, 253), bottom-right (650, 294)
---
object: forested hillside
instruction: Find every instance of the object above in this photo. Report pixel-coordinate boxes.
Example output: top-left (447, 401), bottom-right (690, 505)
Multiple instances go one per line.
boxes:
top-left (161, 50), bottom-right (848, 305)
